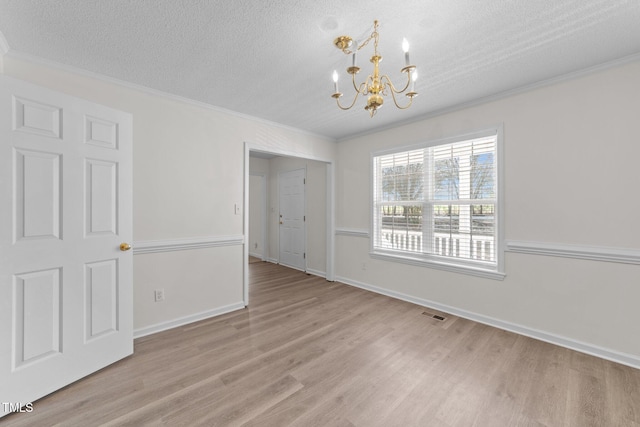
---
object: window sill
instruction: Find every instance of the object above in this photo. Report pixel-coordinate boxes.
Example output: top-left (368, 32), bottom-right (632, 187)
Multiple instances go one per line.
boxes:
top-left (369, 250), bottom-right (506, 281)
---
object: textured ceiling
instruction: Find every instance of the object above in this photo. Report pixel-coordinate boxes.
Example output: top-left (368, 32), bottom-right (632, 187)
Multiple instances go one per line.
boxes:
top-left (1, 0), bottom-right (640, 140)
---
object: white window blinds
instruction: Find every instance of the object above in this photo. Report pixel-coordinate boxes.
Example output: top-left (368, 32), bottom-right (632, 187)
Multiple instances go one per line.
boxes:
top-left (373, 135), bottom-right (498, 266)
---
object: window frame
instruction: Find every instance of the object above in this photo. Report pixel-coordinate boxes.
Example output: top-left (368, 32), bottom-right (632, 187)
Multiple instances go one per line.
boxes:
top-left (370, 126), bottom-right (505, 280)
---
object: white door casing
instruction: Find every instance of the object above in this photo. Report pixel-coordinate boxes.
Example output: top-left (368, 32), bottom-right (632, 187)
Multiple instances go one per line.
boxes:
top-left (0, 76), bottom-right (133, 416)
top-left (278, 169), bottom-right (305, 271)
top-left (248, 174), bottom-right (266, 260)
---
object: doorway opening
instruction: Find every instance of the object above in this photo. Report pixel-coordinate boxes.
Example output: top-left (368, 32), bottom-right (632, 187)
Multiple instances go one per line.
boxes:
top-left (243, 143), bottom-right (335, 306)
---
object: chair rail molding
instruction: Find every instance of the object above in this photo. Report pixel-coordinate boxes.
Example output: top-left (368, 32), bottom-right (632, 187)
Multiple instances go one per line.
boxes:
top-left (505, 240), bottom-right (640, 265)
top-left (133, 235), bottom-right (244, 255)
top-left (335, 227), bottom-right (370, 238)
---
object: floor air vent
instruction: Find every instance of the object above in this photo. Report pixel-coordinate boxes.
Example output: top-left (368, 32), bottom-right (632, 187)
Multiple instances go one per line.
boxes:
top-left (422, 311), bottom-right (447, 322)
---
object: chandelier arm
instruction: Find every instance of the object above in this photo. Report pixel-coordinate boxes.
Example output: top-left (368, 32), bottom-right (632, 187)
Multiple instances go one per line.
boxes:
top-left (335, 90), bottom-right (361, 110)
top-left (381, 74), bottom-right (411, 94)
top-left (362, 76), bottom-right (373, 95)
top-left (385, 80), bottom-right (415, 110)
top-left (351, 72), bottom-right (368, 94)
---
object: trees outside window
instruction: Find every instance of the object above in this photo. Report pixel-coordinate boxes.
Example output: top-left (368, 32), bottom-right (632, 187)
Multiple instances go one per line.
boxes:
top-left (373, 133), bottom-right (500, 271)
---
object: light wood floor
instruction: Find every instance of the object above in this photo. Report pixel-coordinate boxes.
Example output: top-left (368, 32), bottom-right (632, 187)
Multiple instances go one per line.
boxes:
top-left (4, 261), bottom-right (640, 426)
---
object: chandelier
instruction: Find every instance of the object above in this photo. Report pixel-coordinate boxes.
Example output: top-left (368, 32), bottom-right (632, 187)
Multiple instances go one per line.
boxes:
top-left (331, 20), bottom-right (418, 117)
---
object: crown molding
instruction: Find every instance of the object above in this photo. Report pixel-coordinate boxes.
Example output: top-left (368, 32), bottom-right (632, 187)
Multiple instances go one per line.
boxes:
top-left (5, 39), bottom-right (639, 144)
top-left (337, 52), bottom-right (640, 142)
top-left (2, 49), bottom-right (336, 143)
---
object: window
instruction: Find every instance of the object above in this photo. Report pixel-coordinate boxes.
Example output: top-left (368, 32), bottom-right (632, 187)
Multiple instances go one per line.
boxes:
top-left (371, 129), bottom-right (503, 279)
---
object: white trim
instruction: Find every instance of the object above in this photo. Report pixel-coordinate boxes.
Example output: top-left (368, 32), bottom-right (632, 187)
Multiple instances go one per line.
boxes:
top-left (369, 252), bottom-right (505, 281)
top-left (245, 143), bottom-right (335, 165)
top-left (335, 276), bottom-right (640, 370)
top-left (133, 235), bottom-right (244, 255)
top-left (133, 302), bottom-right (245, 339)
top-left (243, 145), bottom-right (251, 305)
top-left (369, 125), bottom-right (505, 280)
top-left (337, 52), bottom-right (640, 141)
top-left (306, 268), bottom-right (326, 279)
top-left (243, 141), bottom-right (337, 305)
top-left (325, 162), bottom-right (336, 281)
top-left (5, 47), bottom-right (640, 144)
top-left (260, 173), bottom-right (268, 262)
top-left (496, 125), bottom-right (506, 271)
top-left (371, 127), bottom-right (500, 157)
top-left (335, 227), bottom-right (370, 238)
top-left (3, 50), bottom-right (335, 143)
top-left (249, 172), bottom-right (268, 262)
top-left (277, 262), bottom-right (306, 273)
top-left (506, 240), bottom-right (640, 265)
top-left (0, 29), bottom-right (9, 56)
top-left (248, 251), bottom-right (263, 259)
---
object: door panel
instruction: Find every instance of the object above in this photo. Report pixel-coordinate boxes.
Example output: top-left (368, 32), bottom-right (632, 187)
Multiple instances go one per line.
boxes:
top-left (85, 159), bottom-right (118, 236)
top-left (15, 149), bottom-right (62, 240)
top-left (85, 259), bottom-right (119, 340)
top-left (14, 268), bottom-right (61, 367)
top-left (0, 76), bottom-right (133, 417)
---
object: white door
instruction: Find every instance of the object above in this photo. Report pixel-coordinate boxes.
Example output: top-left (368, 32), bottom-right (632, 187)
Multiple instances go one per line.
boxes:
top-left (0, 76), bottom-right (133, 417)
top-left (279, 169), bottom-right (305, 271)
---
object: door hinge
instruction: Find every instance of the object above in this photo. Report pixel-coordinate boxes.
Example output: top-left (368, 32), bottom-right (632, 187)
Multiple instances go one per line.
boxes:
top-left (304, 178), bottom-right (306, 184)
top-left (304, 253), bottom-right (306, 259)
top-left (304, 215), bottom-right (306, 222)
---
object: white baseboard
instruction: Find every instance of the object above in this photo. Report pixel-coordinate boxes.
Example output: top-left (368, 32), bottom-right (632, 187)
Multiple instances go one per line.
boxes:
top-left (335, 275), bottom-right (640, 370)
top-left (306, 268), bottom-right (326, 279)
top-left (133, 302), bottom-right (245, 339)
top-left (261, 259), bottom-right (326, 279)
top-left (248, 251), bottom-right (264, 259)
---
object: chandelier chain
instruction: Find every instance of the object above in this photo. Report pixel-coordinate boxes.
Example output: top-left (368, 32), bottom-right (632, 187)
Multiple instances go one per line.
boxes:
top-left (355, 21), bottom-right (379, 55)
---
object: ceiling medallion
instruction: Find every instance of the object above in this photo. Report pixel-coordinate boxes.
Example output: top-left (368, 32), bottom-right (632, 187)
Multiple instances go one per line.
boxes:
top-left (331, 20), bottom-right (418, 117)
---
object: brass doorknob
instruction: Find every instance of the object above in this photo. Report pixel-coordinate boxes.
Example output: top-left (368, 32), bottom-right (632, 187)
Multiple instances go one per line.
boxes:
top-left (120, 243), bottom-right (132, 251)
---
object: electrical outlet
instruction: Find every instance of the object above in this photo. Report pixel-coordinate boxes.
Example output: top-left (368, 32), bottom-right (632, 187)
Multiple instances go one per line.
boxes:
top-left (254, 242), bottom-right (258, 249)
top-left (154, 289), bottom-right (165, 302)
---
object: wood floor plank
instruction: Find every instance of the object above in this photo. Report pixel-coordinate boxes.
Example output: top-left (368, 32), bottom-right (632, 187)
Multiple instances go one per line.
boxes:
top-left (3, 260), bottom-right (640, 426)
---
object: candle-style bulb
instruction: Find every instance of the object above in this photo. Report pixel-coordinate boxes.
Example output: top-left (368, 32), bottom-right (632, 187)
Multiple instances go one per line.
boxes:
top-left (332, 70), bottom-right (339, 93)
top-left (402, 38), bottom-right (411, 66)
top-left (411, 68), bottom-right (418, 92)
